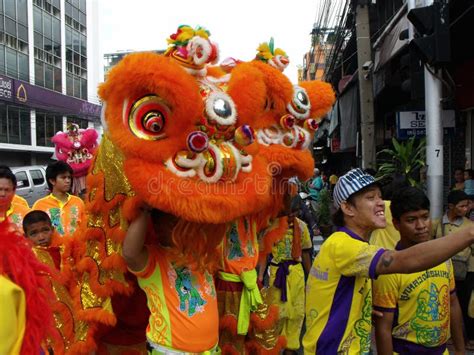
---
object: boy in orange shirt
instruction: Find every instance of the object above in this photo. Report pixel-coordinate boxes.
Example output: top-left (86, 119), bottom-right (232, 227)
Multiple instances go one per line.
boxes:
top-left (33, 161), bottom-right (84, 238)
top-left (123, 208), bottom-right (220, 354)
top-left (23, 210), bottom-right (88, 353)
top-left (0, 167), bottom-right (30, 231)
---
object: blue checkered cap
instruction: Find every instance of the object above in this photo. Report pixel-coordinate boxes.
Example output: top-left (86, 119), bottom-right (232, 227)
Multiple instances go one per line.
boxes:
top-left (333, 168), bottom-right (376, 209)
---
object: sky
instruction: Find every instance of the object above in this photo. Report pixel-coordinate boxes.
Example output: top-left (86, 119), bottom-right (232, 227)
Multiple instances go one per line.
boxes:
top-left (97, 0), bottom-right (319, 82)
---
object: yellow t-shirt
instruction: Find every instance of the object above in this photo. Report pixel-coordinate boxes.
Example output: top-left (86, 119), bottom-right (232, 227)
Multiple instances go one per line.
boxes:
top-left (271, 217), bottom-right (312, 263)
top-left (13, 194), bottom-right (29, 208)
top-left (0, 203), bottom-right (30, 233)
top-left (303, 228), bottom-right (385, 354)
top-left (373, 248), bottom-right (455, 352)
top-left (132, 246), bottom-right (218, 353)
top-left (370, 201), bottom-right (401, 250)
top-left (33, 194), bottom-right (84, 237)
top-left (0, 275), bottom-right (25, 355)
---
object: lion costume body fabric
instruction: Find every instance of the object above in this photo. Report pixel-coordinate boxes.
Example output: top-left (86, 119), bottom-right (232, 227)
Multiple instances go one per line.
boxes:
top-left (52, 123), bottom-right (98, 195)
top-left (73, 26), bottom-right (335, 354)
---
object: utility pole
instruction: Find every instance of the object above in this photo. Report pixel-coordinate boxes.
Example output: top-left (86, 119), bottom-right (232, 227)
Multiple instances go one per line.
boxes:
top-left (407, 0), bottom-right (446, 219)
top-left (425, 66), bottom-right (443, 220)
top-left (355, 0), bottom-right (376, 170)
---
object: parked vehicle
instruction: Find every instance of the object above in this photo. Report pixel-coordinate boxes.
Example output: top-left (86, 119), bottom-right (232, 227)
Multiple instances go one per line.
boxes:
top-left (11, 166), bottom-right (49, 207)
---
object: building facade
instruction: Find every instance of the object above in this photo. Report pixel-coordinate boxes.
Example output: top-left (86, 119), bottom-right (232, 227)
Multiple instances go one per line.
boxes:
top-left (316, 0), bottom-right (474, 194)
top-left (0, 0), bottom-right (101, 166)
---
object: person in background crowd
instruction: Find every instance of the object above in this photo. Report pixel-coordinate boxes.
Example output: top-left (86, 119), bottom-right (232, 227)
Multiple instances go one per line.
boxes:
top-left (373, 187), bottom-right (464, 355)
top-left (329, 172), bottom-right (338, 193)
top-left (260, 195), bottom-right (312, 354)
top-left (0, 166), bottom-right (30, 208)
top-left (0, 167), bottom-right (30, 231)
top-left (452, 167), bottom-right (465, 191)
top-left (308, 168), bottom-right (323, 213)
top-left (303, 168), bottom-right (474, 354)
top-left (433, 189), bottom-right (474, 349)
top-left (465, 169), bottom-right (474, 221)
top-left (464, 169), bottom-right (474, 197)
top-left (370, 173), bottom-right (408, 250)
top-left (33, 161), bottom-right (85, 238)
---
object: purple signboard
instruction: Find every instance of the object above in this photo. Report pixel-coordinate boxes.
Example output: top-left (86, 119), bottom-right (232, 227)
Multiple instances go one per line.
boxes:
top-left (0, 76), bottom-right (14, 102)
top-left (13, 79), bottom-right (101, 119)
top-left (0, 75), bottom-right (101, 120)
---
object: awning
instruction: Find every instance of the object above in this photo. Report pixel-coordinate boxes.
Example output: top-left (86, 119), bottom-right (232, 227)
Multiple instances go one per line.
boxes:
top-left (339, 84), bottom-right (358, 151)
top-left (374, 11), bottom-right (409, 71)
top-left (328, 101), bottom-right (339, 137)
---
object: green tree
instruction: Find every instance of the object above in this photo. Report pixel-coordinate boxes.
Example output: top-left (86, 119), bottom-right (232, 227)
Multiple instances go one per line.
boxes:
top-left (376, 137), bottom-right (426, 187)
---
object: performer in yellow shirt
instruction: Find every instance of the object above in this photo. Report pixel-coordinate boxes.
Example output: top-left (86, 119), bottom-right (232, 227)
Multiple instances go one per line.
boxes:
top-left (303, 168), bottom-right (474, 354)
top-left (373, 187), bottom-right (464, 354)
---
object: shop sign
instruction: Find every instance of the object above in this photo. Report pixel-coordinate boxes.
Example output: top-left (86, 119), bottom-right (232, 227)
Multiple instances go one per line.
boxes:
top-left (0, 76), bottom-right (13, 101)
top-left (396, 110), bottom-right (455, 139)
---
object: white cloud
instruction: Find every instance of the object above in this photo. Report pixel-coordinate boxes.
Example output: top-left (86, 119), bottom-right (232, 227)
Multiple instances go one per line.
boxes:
top-left (98, 0), bottom-right (318, 81)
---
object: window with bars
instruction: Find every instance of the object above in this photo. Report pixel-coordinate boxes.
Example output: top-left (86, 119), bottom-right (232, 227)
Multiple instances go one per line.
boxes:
top-left (35, 112), bottom-right (63, 147)
top-left (0, 104), bottom-right (31, 145)
top-left (65, 0), bottom-right (87, 100)
top-left (33, 0), bottom-right (62, 92)
top-left (0, 0), bottom-right (29, 80)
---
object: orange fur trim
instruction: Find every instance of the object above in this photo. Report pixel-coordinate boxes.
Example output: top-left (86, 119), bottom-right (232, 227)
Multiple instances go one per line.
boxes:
top-left (245, 335), bottom-right (287, 354)
top-left (250, 304), bottom-right (280, 331)
top-left (248, 61), bottom-right (293, 129)
top-left (227, 62), bottom-right (267, 126)
top-left (258, 217), bottom-right (288, 262)
top-left (68, 333), bottom-right (98, 355)
top-left (78, 308), bottom-right (117, 326)
top-left (299, 80), bottom-right (336, 119)
top-left (207, 65), bottom-right (227, 78)
top-left (167, 220), bottom-right (226, 273)
top-left (124, 157), bottom-right (272, 224)
top-left (99, 53), bottom-right (203, 167)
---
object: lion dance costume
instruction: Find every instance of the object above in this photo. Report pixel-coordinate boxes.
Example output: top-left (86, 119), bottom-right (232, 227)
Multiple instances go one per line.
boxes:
top-left (73, 25), bottom-right (335, 355)
top-left (52, 123), bottom-right (98, 195)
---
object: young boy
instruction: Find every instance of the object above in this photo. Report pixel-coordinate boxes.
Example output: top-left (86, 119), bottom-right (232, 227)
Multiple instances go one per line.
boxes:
top-left (122, 208), bottom-right (219, 354)
top-left (33, 161), bottom-right (84, 238)
top-left (23, 210), bottom-right (87, 353)
top-left (373, 187), bottom-right (464, 354)
top-left (0, 166), bottom-right (30, 231)
top-left (260, 195), bottom-right (312, 354)
top-left (303, 168), bottom-right (474, 354)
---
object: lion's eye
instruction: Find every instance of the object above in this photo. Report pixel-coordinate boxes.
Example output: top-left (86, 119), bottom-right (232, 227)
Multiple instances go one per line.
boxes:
top-left (128, 95), bottom-right (169, 140)
top-left (287, 86), bottom-right (311, 120)
top-left (143, 112), bottom-right (165, 133)
top-left (205, 92), bottom-right (237, 126)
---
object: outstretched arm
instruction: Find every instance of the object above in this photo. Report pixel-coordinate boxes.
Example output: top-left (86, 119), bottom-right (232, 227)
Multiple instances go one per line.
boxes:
top-left (374, 311), bottom-right (394, 355)
top-left (122, 209), bottom-right (150, 272)
top-left (450, 292), bottom-right (465, 354)
top-left (376, 224), bottom-right (474, 275)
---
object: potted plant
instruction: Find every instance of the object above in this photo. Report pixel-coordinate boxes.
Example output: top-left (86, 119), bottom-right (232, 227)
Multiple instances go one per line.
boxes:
top-left (316, 188), bottom-right (332, 238)
top-left (376, 137), bottom-right (426, 187)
